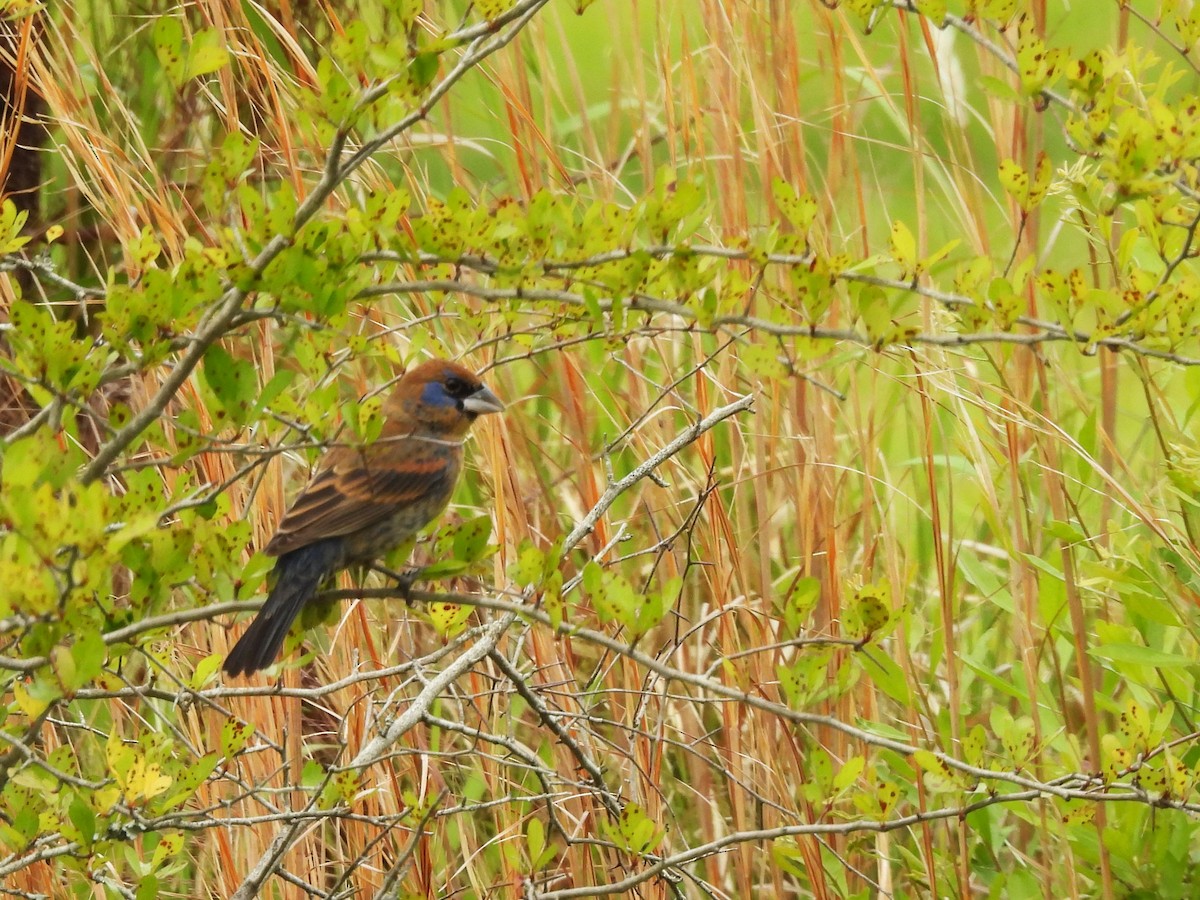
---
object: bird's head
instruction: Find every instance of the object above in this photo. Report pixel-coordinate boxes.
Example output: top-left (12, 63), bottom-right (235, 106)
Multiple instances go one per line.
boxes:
top-left (384, 359), bottom-right (504, 438)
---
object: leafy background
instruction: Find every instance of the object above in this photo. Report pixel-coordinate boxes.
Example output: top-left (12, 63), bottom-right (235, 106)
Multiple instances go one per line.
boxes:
top-left (2, 0), bottom-right (1200, 897)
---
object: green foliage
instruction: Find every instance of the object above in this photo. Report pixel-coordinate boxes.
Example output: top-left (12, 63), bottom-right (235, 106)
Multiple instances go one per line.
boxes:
top-left (153, 16), bottom-right (229, 88)
top-left (602, 802), bottom-right (663, 854)
top-left (777, 649), bottom-right (839, 707)
top-left (9, 0), bottom-right (1200, 897)
top-left (0, 199), bottom-right (30, 254)
top-left (580, 559), bottom-right (678, 636)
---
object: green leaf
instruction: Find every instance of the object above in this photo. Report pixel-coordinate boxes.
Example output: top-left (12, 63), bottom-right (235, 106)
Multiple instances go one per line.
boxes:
top-left (153, 16), bottom-right (186, 87)
top-left (186, 29), bottom-right (230, 80)
top-left (409, 52), bottom-right (440, 91)
top-left (68, 796), bottom-right (96, 846)
top-left (526, 816), bottom-right (550, 869)
top-left (771, 178), bottom-right (818, 236)
top-left (777, 650), bottom-right (832, 706)
top-left (344, 393), bottom-right (385, 444)
top-left (319, 769), bottom-right (362, 810)
top-left (513, 541), bottom-right (546, 586)
top-left (542, 569), bottom-right (565, 630)
top-left (265, 180), bottom-right (299, 238)
top-left (221, 719), bottom-right (253, 758)
top-left (1118, 699), bottom-right (1151, 746)
top-left (996, 714), bottom-right (1036, 768)
top-left (913, 749), bottom-right (949, 776)
top-left (858, 648), bottom-right (911, 705)
top-left (604, 802), bottom-right (663, 854)
top-left (452, 515), bottom-right (493, 564)
top-left (150, 832), bottom-right (185, 871)
top-left (419, 557), bottom-right (471, 580)
top-left (914, 0), bottom-right (947, 23)
top-left (190, 653), bottom-right (222, 690)
top-left (832, 755), bottom-right (865, 792)
top-left (54, 629), bottom-right (105, 693)
top-left (121, 757), bottom-right (173, 803)
top-left (962, 724), bottom-right (987, 767)
top-left (1151, 701), bottom-right (1176, 746)
top-left (844, 582), bottom-right (893, 641)
top-left (1045, 520), bottom-right (1087, 544)
top-left (581, 560), bottom-right (603, 596)
top-left (1060, 798), bottom-right (1096, 826)
top-left (428, 600), bottom-right (473, 638)
top-left (977, 74), bottom-right (1022, 103)
top-left (890, 220), bottom-right (917, 279)
top-left (592, 570), bottom-right (636, 625)
top-left (1090, 644), bottom-right (1198, 668)
top-left (13, 677), bottom-right (61, 717)
top-left (778, 576), bottom-right (820, 635)
top-left (742, 343), bottom-right (788, 379)
top-left (476, 0), bottom-right (509, 20)
top-left (874, 778), bottom-right (900, 818)
top-left (157, 753), bottom-right (219, 812)
top-left (855, 284), bottom-right (891, 342)
top-left (202, 343), bottom-right (259, 425)
top-left (0, 197), bottom-right (29, 252)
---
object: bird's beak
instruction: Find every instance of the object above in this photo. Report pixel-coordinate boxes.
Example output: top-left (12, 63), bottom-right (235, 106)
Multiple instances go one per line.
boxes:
top-left (463, 385), bottom-right (504, 415)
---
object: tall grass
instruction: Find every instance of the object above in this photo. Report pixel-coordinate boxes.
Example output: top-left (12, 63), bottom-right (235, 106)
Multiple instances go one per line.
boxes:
top-left (1, 1), bottom-right (1193, 897)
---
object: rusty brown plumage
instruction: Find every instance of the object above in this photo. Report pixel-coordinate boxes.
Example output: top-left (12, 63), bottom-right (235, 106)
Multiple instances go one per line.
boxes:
top-left (223, 360), bottom-right (503, 677)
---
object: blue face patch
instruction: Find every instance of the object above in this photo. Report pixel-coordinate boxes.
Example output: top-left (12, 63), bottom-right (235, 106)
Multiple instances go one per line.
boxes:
top-left (420, 380), bottom-right (457, 407)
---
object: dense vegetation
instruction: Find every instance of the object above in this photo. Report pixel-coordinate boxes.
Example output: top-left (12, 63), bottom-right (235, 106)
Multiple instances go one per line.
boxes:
top-left (2, 1), bottom-right (1200, 896)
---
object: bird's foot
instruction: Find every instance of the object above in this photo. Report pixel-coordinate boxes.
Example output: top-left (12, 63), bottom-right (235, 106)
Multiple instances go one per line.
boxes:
top-left (396, 566), bottom-right (424, 604)
top-left (370, 564), bottom-right (424, 604)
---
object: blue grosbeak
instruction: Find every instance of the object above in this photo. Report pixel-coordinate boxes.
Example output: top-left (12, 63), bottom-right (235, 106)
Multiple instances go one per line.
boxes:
top-left (223, 360), bottom-right (503, 677)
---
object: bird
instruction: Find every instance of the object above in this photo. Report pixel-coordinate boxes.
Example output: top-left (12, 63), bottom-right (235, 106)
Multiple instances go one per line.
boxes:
top-left (223, 359), bottom-right (504, 677)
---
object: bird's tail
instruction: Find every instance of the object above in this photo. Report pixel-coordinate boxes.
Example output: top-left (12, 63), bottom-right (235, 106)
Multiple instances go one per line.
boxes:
top-left (223, 540), bottom-right (344, 677)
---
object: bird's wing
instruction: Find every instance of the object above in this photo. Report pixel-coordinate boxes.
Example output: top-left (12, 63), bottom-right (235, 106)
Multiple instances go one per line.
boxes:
top-left (263, 440), bottom-right (457, 556)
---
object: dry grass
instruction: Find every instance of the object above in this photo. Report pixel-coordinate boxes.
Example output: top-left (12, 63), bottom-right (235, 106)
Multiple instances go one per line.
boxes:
top-left (2, 1), bottom-right (1194, 897)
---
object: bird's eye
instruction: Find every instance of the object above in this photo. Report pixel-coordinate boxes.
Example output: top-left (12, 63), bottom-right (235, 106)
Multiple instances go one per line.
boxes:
top-left (443, 376), bottom-right (469, 397)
